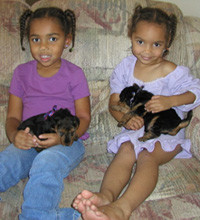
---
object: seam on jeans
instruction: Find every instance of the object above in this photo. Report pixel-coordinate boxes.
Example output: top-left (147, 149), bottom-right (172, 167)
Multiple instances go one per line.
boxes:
top-left (73, 210), bottom-right (81, 220)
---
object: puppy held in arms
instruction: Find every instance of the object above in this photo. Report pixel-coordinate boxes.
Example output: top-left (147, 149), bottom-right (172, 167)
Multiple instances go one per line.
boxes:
top-left (18, 105), bottom-right (80, 152)
top-left (111, 84), bottom-right (192, 142)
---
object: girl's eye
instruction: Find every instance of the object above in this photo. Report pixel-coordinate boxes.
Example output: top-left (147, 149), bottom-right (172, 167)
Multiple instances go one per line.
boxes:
top-left (137, 40), bottom-right (144, 45)
top-left (32, 38), bottom-right (40, 43)
top-left (50, 37), bottom-right (57, 42)
top-left (154, 42), bottom-right (161, 47)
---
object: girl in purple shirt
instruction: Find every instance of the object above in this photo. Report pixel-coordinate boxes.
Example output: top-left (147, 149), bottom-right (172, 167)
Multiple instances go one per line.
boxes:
top-left (0, 7), bottom-right (90, 220)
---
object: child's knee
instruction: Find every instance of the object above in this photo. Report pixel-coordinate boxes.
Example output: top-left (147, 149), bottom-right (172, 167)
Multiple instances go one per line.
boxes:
top-left (137, 149), bottom-right (157, 166)
top-left (30, 150), bottom-right (61, 174)
top-left (30, 147), bottom-right (81, 176)
top-left (118, 141), bottom-right (135, 156)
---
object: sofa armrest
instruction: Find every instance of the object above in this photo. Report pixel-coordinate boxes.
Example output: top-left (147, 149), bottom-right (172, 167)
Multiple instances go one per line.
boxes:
top-left (186, 106), bottom-right (200, 160)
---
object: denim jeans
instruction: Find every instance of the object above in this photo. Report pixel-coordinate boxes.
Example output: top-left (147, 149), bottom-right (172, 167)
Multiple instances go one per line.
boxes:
top-left (0, 140), bottom-right (84, 220)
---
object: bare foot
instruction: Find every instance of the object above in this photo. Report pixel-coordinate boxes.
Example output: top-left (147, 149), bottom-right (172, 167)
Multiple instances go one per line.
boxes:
top-left (72, 190), bottom-right (110, 214)
top-left (81, 204), bottom-right (109, 220)
top-left (81, 201), bottom-right (130, 220)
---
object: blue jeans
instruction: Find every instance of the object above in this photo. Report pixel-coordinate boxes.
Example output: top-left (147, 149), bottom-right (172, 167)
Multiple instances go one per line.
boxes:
top-left (0, 140), bottom-right (84, 220)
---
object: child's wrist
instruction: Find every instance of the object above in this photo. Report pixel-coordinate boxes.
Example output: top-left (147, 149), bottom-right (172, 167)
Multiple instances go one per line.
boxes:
top-left (168, 95), bottom-right (176, 108)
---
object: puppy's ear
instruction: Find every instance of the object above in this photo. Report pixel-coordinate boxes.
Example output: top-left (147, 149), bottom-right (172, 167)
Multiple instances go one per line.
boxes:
top-left (51, 127), bottom-right (56, 132)
top-left (132, 83), bottom-right (140, 91)
top-left (74, 116), bottom-right (80, 127)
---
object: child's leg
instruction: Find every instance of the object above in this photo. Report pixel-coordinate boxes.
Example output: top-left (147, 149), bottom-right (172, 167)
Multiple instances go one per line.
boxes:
top-left (118, 143), bottom-right (182, 211)
top-left (19, 140), bottom-right (85, 220)
top-left (75, 142), bottom-right (182, 220)
top-left (0, 144), bottom-right (37, 192)
top-left (73, 141), bottom-right (136, 211)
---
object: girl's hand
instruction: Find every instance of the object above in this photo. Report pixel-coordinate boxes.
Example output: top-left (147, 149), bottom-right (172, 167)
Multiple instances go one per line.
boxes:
top-left (124, 115), bottom-right (144, 130)
top-left (34, 133), bottom-right (61, 150)
top-left (145, 95), bottom-right (172, 113)
top-left (13, 127), bottom-right (37, 150)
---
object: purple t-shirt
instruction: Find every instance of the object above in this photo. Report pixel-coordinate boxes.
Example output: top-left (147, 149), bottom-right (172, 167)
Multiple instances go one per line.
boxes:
top-left (9, 59), bottom-right (90, 140)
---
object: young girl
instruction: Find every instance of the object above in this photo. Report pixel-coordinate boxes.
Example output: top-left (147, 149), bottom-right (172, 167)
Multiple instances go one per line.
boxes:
top-left (0, 7), bottom-right (90, 220)
top-left (73, 5), bottom-right (200, 220)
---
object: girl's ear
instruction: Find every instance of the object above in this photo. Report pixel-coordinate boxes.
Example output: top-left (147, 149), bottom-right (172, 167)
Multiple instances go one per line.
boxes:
top-left (64, 34), bottom-right (72, 49)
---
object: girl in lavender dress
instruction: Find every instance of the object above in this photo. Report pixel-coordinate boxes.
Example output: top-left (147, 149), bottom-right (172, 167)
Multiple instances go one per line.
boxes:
top-left (73, 5), bottom-right (200, 220)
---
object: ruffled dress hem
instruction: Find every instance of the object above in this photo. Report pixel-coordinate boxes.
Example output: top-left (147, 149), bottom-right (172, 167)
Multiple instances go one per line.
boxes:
top-left (107, 127), bottom-right (192, 159)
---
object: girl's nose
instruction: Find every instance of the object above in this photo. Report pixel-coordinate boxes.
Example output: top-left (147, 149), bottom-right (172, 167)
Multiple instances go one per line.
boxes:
top-left (40, 40), bottom-right (48, 50)
top-left (144, 45), bottom-right (151, 53)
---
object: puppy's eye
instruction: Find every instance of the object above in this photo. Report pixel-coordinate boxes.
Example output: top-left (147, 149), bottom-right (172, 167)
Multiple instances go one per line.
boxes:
top-left (59, 131), bottom-right (64, 137)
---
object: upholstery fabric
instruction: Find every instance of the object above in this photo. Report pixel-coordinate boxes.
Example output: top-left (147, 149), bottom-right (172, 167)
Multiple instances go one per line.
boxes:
top-left (0, 0), bottom-right (200, 219)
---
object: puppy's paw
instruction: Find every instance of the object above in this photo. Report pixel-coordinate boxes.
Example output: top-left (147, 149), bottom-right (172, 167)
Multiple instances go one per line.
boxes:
top-left (111, 105), bottom-right (122, 112)
top-left (138, 136), bottom-right (147, 142)
top-left (117, 121), bottom-right (124, 127)
top-left (111, 105), bottom-right (129, 114)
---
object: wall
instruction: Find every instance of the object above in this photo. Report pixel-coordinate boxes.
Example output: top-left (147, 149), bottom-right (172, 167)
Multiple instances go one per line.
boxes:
top-left (26, 0), bottom-right (38, 5)
top-left (154, 0), bottom-right (200, 18)
top-left (26, 0), bottom-right (200, 18)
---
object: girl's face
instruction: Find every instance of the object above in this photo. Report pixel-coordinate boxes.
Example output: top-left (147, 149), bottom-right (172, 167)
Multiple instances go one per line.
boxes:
top-left (29, 17), bottom-right (70, 75)
top-left (131, 21), bottom-right (167, 66)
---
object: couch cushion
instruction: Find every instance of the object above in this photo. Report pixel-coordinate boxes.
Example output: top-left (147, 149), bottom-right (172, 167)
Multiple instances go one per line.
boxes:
top-left (186, 106), bottom-right (200, 159)
top-left (60, 143), bottom-right (200, 207)
top-left (131, 192), bottom-right (200, 220)
top-left (0, 85), bottom-right (9, 146)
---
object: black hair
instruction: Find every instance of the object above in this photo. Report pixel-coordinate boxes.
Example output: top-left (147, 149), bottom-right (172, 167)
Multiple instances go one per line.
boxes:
top-left (19, 7), bottom-right (76, 52)
top-left (128, 5), bottom-right (177, 56)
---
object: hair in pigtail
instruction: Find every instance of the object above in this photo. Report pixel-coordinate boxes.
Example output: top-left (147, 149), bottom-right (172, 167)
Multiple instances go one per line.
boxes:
top-left (128, 5), bottom-right (142, 39)
top-left (162, 14), bottom-right (177, 57)
top-left (128, 5), bottom-right (178, 57)
top-left (19, 7), bottom-right (76, 52)
top-left (168, 14), bottom-right (177, 48)
top-left (64, 9), bottom-right (76, 52)
top-left (19, 9), bottom-right (32, 51)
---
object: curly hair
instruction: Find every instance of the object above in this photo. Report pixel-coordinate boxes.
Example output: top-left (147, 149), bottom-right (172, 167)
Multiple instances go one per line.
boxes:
top-left (19, 7), bottom-right (76, 52)
top-left (128, 5), bottom-right (177, 56)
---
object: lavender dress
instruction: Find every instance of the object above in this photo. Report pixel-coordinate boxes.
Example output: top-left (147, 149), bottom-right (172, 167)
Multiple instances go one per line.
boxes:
top-left (108, 55), bottom-right (200, 159)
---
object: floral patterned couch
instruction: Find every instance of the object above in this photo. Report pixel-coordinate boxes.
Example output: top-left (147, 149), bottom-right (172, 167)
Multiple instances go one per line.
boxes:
top-left (0, 0), bottom-right (200, 219)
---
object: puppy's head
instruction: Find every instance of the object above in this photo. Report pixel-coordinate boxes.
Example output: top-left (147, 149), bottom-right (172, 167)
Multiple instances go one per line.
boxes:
top-left (55, 115), bottom-right (80, 146)
top-left (132, 84), bottom-right (153, 104)
top-left (119, 83), bottom-right (141, 107)
top-left (52, 109), bottom-right (80, 146)
top-left (120, 83), bottom-right (153, 106)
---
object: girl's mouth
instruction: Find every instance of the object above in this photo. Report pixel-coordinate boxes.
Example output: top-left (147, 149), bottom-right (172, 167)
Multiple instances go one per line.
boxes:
top-left (40, 55), bottom-right (51, 62)
top-left (141, 56), bottom-right (152, 61)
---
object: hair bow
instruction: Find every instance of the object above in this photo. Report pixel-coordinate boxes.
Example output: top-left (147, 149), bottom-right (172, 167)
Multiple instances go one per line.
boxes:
top-left (43, 105), bottom-right (57, 120)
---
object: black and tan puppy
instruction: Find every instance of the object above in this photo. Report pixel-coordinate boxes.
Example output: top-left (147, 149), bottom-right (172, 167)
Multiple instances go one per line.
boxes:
top-left (18, 106), bottom-right (80, 152)
top-left (111, 83), bottom-right (192, 142)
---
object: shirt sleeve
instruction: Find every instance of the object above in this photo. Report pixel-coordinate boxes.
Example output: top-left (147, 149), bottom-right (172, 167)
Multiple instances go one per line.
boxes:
top-left (70, 68), bottom-right (90, 100)
top-left (168, 66), bottom-right (200, 111)
top-left (9, 65), bottom-right (24, 98)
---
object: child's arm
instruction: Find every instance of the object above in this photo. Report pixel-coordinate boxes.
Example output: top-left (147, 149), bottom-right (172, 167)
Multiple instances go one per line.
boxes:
top-left (145, 91), bottom-right (196, 113)
top-left (36, 96), bottom-right (91, 148)
top-left (109, 93), bottom-right (144, 130)
top-left (6, 94), bottom-right (37, 149)
top-left (74, 96), bottom-right (91, 138)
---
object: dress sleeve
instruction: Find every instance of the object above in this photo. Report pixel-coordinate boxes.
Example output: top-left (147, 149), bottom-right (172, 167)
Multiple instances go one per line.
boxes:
top-left (110, 56), bottom-right (135, 94)
top-left (168, 66), bottom-right (200, 111)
